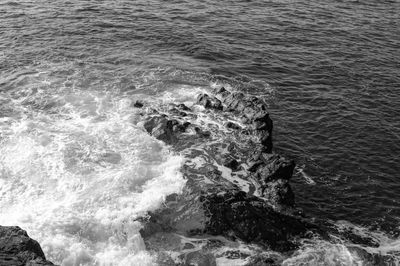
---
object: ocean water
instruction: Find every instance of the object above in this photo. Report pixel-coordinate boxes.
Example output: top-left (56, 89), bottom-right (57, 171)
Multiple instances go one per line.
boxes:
top-left (0, 0), bottom-right (399, 265)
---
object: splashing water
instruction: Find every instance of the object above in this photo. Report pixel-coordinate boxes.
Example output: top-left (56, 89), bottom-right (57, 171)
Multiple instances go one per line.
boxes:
top-left (0, 86), bottom-right (186, 265)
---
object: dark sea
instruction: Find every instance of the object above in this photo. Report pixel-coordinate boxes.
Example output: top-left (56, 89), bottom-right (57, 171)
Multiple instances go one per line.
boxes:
top-left (1, 0), bottom-right (399, 265)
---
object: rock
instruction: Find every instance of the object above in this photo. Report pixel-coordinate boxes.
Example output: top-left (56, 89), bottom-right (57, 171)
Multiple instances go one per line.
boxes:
top-left (143, 115), bottom-right (209, 145)
top-left (225, 121), bottom-right (241, 130)
top-left (138, 88), bottom-right (323, 257)
top-left (200, 189), bottom-right (317, 251)
top-left (176, 103), bottom-right (191, 111)
top-left (181, 251), bottom-right (217, 266)
top-left (246, 152), bottom-right (296, 207)
top-left (250, 153), bottom-right (295, 181)
top-left (197, 94), bottom-right (223, 110)
top-left (0, 226), bottom-right (54, 266)
top-left (133, 100), bottom-right (143, 108)
top-left (222, 157), bottom-right (240, 171)
top-left (244, 254), bottom-right (281, 266)
top-left (169, 107), bottom-right (188, 117)
top-left (262, 179), bottom-right (295, 207)
top-left (213, 87), bottom-right (273, 151)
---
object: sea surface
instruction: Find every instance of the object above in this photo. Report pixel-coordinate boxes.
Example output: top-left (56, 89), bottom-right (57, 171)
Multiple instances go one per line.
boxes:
top-left (0, 0), bottom-right (399, 265)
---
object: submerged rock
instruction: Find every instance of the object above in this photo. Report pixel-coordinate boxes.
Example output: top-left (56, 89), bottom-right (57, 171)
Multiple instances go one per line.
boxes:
top-left (0, 226), bottom-right (53, 266)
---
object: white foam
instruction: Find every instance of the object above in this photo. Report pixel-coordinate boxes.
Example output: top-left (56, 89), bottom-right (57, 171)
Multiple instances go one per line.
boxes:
top-left (0, 89), bottom-right (186, 265)
top-left (282, 240), bottom-right (363, 266)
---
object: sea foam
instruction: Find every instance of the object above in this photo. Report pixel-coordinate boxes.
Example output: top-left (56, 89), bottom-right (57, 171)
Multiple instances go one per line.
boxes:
top-left (0, 89), bottom-right (186, 265)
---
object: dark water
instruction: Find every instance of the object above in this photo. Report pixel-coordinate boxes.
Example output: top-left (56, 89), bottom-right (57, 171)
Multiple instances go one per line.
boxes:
top-left (1, 0), bottom-right (400, 264)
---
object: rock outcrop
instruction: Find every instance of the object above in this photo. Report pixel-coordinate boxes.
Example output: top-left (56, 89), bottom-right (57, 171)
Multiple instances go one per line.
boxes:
top-left (137, 87), bottom-right (323, 263)
top-left (0, 226), bottom-right (53, 266)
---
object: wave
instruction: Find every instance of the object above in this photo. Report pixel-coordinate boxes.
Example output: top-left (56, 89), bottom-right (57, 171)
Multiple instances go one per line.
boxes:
top-left (0, 86), bottom-right (186, 265)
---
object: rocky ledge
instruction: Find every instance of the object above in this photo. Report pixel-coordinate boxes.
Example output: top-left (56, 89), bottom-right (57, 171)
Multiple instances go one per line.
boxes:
top-left (137, 87), bottom-right (325, 264)
top-left (0, 226), bottom-right (53, 266)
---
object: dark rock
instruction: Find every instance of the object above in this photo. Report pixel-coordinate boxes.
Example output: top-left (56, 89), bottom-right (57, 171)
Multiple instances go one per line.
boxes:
top-left (143, 115), bottom-right (209, 145)
top-left (182, 243), bottom-right (195, 250)
top-left (223, 157), bottom-right (240, 171)
top-left (133, 100), bottom-right (143, 108)
top-left (247, 152), bottom-right (296, 207)
top-left (248, 152), bottom-right (296, 182)
top-left (200, 189), bottom-right (317, 251)
top-left (154, 252), bottom-right (176, 266)
top-left (0, 226), bottom-right (54, 266)
top-left (197, 94), bottom-right (223, 110)
top-left (221, 250), bottom-right (249, 260)
top-left (137, 87), bottom-right (326, 258)
top-left (244, 254), bottom-right (281, 266)
top-left (169, 107), bottom-right (187, 117)
top-left (177, 103), bottom-right (191, 111)
top-left (213, 87), bottom-right (273, 151)
top-left (225, 121), bottom-right (241, 130)
top-left (143, 116), bottom-right (180, 144)
top-left (181, 251), bottom-right (217, 266)
top-left (262, 179), bottom-right (295, 207)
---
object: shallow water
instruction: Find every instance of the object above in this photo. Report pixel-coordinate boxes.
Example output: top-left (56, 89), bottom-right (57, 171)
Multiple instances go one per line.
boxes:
top-left (1, 0), bottom-right (400, 265)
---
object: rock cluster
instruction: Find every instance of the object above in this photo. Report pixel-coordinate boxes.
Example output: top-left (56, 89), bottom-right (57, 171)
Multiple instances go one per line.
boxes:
top-left (139, 87), bottom-right (321, 263)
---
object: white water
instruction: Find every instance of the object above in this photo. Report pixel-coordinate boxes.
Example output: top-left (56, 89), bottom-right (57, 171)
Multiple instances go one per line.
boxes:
top-left (0, 87), bottom-right (186, 265)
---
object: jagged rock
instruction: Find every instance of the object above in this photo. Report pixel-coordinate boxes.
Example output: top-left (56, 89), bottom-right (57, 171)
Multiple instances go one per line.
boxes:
top-left (212, 87), bottom-right (273, 151)
top-left (197, 94), bottom-right (223, 110)
top-left (246, 152), bottom-right (296, 207)
top-left (199, 189), bottom-right (317, 251)
top-left (0, 226), bottom-right (53, 266)
top-left (223, 158), bottom-right (240, 171)
top-left (249, 152), bottom-right (295, 181)
top-left (180, 251), bottom-right (217, 266)
top-left (262, 179), bottom-right (295, 207)
top-left (133, 100), bottom-right (143, 108)
top-left (225, 121), bottom-right (241, 130)
top-left (139, 89), bottom-right (320, 255)
top-left (143, 115), bottom-right (210, 145)
top-left (143, 115), bottom-right (189, 144)
top-left (176, 103), bottom-right (191, 111)
top-left (244, 254), bottom-right (281, 266)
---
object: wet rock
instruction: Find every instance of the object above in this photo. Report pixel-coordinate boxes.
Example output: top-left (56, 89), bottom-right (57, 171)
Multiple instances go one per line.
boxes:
top-left (154, 252), bottom-right (176, 266)
top-left (0, 226), bottom-right (54, 266)
top-left (181, 251), bottom-right (217, 266)
top-left (133, 100), bottom-right (143, 108)
top-left (169, 107), bottom-right (188, 117)
top-left (250, 153), bottom-right (295, 181)
top-left (143, 115), bottom-right (186, 144)
top-left (213, 87), bottom-right (273, 151)
top-left (138, 88), bottom-right (323, 257)
top-left (244, 254), bottom-right (281, 266)
top-left (246, 152), bottom-right (296, 207)
top-left (182, 243), bottom-right (195, 250)
top-left (197, 94), bottom-right (223, 110)
top-left (221, 250), bottom-right (250, 260)
top-left (262, 179), bottom-right (295, 207)
top-left (222, 157), bottom-right (240, 171)
top-left (200, 189), bottom-right (317, 251)
top-left (225, 121), bottom-right (241, 130)
top-left (347, 246), bottom-right (396, 265)
top-left (176, 103), bottom-right (191, 111)
top-left (143, 114), bottom-right (211, 145)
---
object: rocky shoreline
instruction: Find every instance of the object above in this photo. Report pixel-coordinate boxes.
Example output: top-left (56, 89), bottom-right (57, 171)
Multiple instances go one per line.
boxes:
top-left (138, 87), bottom-right (325, 264)
top-left (1, 87), bottom-right (383, 265)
